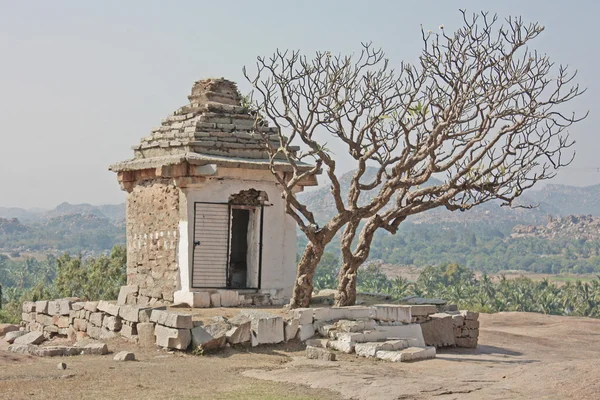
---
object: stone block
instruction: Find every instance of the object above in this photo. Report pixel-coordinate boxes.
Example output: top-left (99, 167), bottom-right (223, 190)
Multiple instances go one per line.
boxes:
top-left (100, 327), bottom-right (117, 340)
top-left (468, 329), bottom-right (479, 338)
top-left (464, 320), bottom-right (480, 329)
top-left (368, 324), bottom-right (426, 348)
top-left (284, 319), bottom-right (299, 342)
top-left (81, 342), bottom-right (109, 355)
top-left (241, 311), bottom-right (284, 345)
top-left (44, 324), bottom-right (59, 334)
top-left (409, 305), bottom-right (437, 317)
top-left (289, 308), bottom-right (313, 325)
top-left (120, 322), bottom-right (138, 339)
top-left (97, 300), bottom-right (120, 316)
top-left (421, 314), bottom-right (456, 348)
top-left (355, 340), bottom-right (409, 357)
top-left (22, 302), bottom-right (36, 313)
top-left (451, 314), bottom-right (465, 327)
top-left (71, 302), bottom-right (85, 311)
top-left (21, 312), bottom-right (35, 323)
top-left (226, 319), bottom-right (252, 345)
top-left (47, 301), bottom-right (59, 315)
top-left (35, 313), bottom-right (53, 326)
top-left (73, 318), bottom-right (88, 332)
top-left (374, 305), bottom-right (412, 323)
top-left (150, 310), bottom-right (193, 329)
top-left (117, 285), bottom-right (139, 305)
top-left (210, 293), bottom-right (221, 307)
top-left (217, 290), bottom-right (239, 307)
top-left (138, 307), bottom-right (155, 323)
top-left (4, 331), bottom-right (26, 344)
top-left (312, 308), bottom-right (331, 321)
top-left (84, 301), bottom-right (99, 312)
top-left (192, 322), bottom-right (229, 351)
top-left (336, 319), bottom-right (376, 333)
top-left (328, 340), bottom-right (355, 353)
top-left (114, 351), bottom-right (136, 361)
top-left (376, 346), bottom-right (436, 362)
top-left (460, 310), bottom-right (479, 321)
top-left (35, 301), bottom-right (49, 314)
top-left (89, 312), bottom-right (104, 327)
top-left (455, 337), bottom-right (478, 348)
top-left (119, 305), bottom-right (151, 323)
top-left (173, 291), bottom-right (210, 308)
top-left (306, 346), bottom-right (336, 361)
top-left (155, 324), bottom-right (191, 350)
top-left (102, 316), bottom-right (123, 331)
top-left (56, 299), bottom-right (72, 315)
top-left (87, 325), bottom-right (102, 340)
top-left (305, 338), bottom-right (329, 348)
top-left (56, 316), bottom-right (70, 328)
top-left (13, 331), bottom-right (46, 345)
top-left (136, 322), bottom-right (156, 347)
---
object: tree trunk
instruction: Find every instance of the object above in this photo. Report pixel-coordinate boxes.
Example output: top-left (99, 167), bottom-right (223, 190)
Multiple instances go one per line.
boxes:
top-left (289, 241), bottom-right (325, 308)
top-left (334, 217), bottom-right (381, 306)
top-left (335, 259), bottom-right (361, 306)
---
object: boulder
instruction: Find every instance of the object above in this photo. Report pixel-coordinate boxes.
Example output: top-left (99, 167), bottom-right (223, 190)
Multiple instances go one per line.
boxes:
top-left (0, 324), bottom-right (20, 337)
top-left (113, 351), bottom-right (136, 361)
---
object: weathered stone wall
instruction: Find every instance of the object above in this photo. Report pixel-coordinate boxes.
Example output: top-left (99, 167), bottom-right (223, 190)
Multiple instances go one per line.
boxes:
top-left (126, 179), bottom-right (180, 305)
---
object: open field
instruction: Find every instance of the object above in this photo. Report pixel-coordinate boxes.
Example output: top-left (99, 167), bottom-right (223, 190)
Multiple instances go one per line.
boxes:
top-left (2, 312), bottom-right (600, 399)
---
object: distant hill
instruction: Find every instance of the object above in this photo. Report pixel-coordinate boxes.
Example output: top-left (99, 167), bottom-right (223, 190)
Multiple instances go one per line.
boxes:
top-left (298, 168), bottom-right (600, 226)
top-left (0, 202), bottom-right (125, 224)
top-left (0, 203), bottom-right (126, 255)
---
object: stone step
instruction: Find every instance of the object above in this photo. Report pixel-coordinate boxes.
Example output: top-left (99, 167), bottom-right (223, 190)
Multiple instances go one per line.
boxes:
top-left (375, 346), bottom-right (436, 362)
top-left (333, 324), bottom-right (425, 347)
top-left (355, 340), bottom-right (409, 357)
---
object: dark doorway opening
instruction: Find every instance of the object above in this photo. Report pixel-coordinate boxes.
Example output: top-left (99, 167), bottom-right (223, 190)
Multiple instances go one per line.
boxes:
top-left (229, 208), bottom-right (249, 288)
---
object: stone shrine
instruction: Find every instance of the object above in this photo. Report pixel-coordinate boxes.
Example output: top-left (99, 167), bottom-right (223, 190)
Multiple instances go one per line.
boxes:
top-left (109, 78), bottom-right (317, 307)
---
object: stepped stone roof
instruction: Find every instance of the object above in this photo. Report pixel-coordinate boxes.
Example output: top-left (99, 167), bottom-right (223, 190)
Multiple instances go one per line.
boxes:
top-left (110, 78), bottom-right (306, 173)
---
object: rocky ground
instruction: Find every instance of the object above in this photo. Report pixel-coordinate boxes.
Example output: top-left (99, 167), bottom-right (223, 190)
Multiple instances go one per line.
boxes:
top-left (1, 312), bottom-right (599, 400)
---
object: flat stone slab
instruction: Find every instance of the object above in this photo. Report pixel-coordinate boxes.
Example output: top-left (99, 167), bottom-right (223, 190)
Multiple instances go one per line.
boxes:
top-left (13, 331), bottom-right (46, 345)
top-left (376, 346), bottom-right (436, 362)
top-left (400, 296), bottom-right (446, 305)
top-left (374, 305), bottom-right (412, 323)
top-left (355, 340), bottom-right (409, 357)
top-left (4, 330), bottom-right (26, 344)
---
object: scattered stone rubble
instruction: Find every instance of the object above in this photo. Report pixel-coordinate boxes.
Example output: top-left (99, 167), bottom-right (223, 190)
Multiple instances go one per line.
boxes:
top-left (14, 297), bottom-right (479, 362)
top-left (512, 214), bottom-right (600, 241)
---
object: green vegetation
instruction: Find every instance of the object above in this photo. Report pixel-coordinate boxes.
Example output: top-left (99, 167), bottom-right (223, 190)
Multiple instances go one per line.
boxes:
top-left (301, 221), bottom-right (600, 275)
top-left (0, 246), bottom-right (126, 323)
top-left (313, 254), bottom-right (600, 318)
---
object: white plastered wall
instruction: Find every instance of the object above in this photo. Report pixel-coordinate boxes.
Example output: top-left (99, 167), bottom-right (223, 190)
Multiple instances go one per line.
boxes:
top-left (177, 177), bottom-right (297, 300)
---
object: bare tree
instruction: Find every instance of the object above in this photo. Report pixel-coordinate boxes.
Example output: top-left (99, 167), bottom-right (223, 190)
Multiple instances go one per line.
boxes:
top-left (244, 11), bottom-right (586, 308)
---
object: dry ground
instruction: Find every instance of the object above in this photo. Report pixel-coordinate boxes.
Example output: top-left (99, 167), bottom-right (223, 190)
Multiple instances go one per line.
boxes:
top-left (2, 312), bottom-right (600, 400)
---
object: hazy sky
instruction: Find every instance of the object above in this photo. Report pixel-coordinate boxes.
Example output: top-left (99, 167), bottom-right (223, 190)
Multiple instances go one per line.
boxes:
top-left (0, 0), bottom-right (597, 208)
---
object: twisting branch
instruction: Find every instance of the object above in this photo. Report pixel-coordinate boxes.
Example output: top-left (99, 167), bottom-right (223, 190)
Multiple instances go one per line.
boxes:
top-left (244, 10), bottom-right (586, 307)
